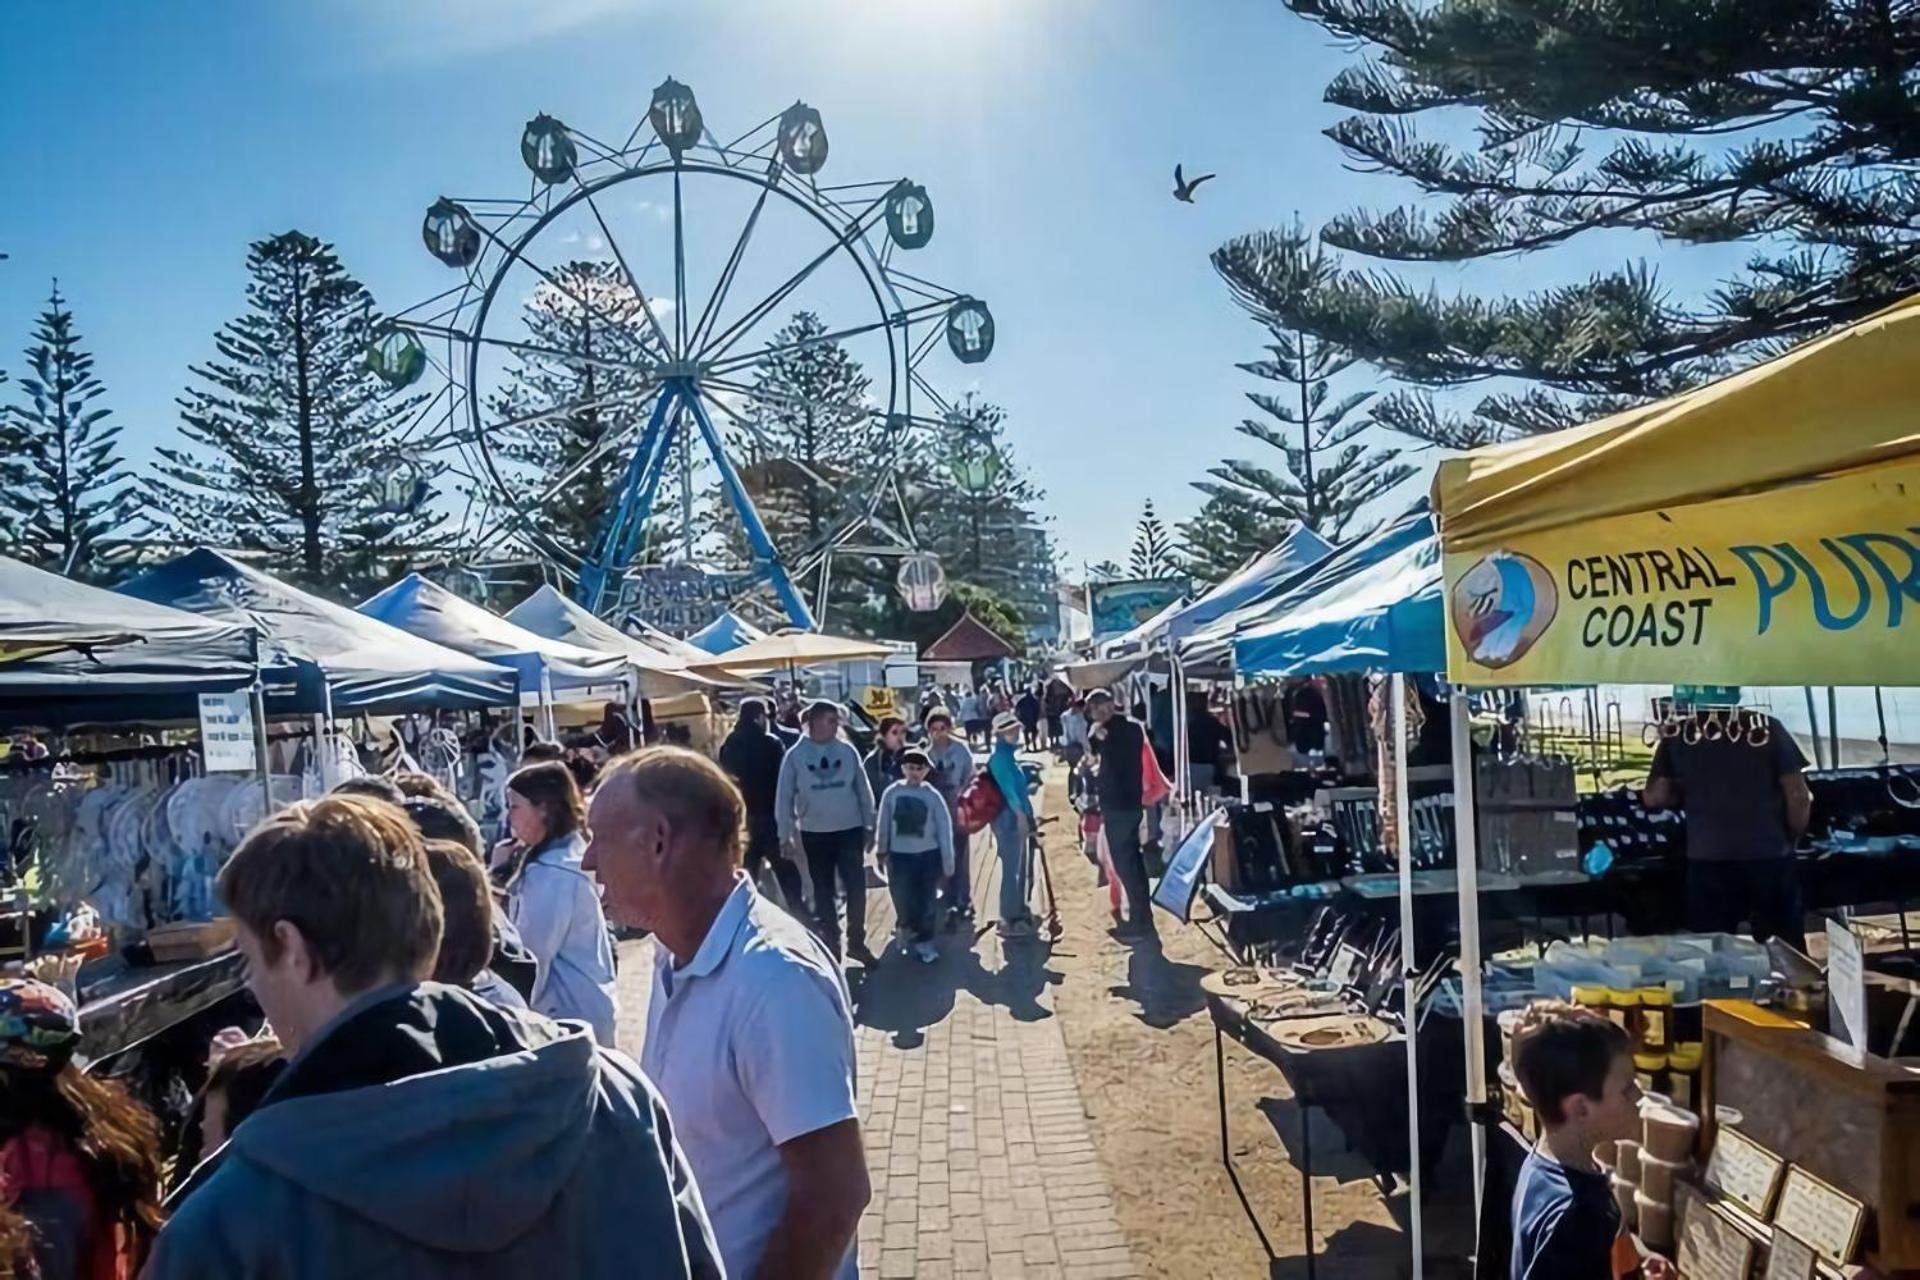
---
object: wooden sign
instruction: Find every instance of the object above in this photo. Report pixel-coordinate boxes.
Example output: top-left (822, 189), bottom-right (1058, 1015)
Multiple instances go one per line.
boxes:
top-left (1677, 1183), bottom-right (1756, 1280)
top-left (1764, 1229), bottom-right (1817, 1280)
top-left (1773, 1166), bottom-right (1867, 1267)
top-left (1705, 1127), bottom-right (1787, 1218)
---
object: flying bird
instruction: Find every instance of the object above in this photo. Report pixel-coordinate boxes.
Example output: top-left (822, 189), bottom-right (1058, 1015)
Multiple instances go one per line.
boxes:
top-left (1173, 164), bottom-right (1215, 203)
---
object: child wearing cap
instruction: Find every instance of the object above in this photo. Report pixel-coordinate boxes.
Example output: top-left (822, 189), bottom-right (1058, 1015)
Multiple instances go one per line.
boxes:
top-left (875, 748), bottom-right (955, 964)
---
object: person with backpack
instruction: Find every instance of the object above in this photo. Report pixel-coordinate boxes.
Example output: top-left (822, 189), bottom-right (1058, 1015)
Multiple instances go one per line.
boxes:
top-left (986, 712), bottom-right (1037, 939)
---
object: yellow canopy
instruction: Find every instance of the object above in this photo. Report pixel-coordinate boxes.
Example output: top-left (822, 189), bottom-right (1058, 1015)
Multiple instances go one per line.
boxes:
top-left (1433, 294), bottom-right (1920, 687)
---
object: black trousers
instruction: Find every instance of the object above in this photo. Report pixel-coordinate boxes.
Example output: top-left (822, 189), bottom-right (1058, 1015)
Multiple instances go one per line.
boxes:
top-left (1103, 805), bottom-right (1155, 927)
top-left (1685, 858), bottom-right (1806, 951)
top-left (744, 816), bottom-right (806, 911)
top-left (801, 827), bottom-right (868, 955)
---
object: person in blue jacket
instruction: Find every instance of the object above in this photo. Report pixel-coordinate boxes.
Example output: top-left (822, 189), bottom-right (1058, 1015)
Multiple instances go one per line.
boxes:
top-left (987, 711), bottom-right (1036, 938)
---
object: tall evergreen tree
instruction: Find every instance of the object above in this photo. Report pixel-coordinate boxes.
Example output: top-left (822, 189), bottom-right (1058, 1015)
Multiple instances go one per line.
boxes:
top-left (4, 285), bottom-right (134, 578)
top-left (489, 260), bottom-right (664, 562)
top-left (1188, 225), bottom-right (1414, 579)
top-left (147, 231), bottom-right (438, 594)
top-left (1129, 500), bottom-right (1178, 580)
top-left (729, 311), bottom-right (878, 559)
top-left (1271, 0), bottom-right (1920, 445)
top-left (910, 395), bottom-right (1054, 627)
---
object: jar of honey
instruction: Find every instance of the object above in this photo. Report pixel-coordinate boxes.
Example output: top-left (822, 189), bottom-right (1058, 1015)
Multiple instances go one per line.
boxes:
top-left (1639, 988), bottom-right (1674, 1050)
top-left (1665, 1042), bottom-right (1703, 1111)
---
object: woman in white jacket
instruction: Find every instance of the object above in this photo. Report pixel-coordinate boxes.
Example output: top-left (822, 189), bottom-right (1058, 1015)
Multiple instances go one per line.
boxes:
top-left (502, 762), bottom-right (618, 1045)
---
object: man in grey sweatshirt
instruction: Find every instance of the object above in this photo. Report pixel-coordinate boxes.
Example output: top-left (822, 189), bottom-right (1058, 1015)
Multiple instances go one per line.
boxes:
top-left (776, 701), bottom-right (878, 964)
top-left (875, 749), bottom-right (955, 964)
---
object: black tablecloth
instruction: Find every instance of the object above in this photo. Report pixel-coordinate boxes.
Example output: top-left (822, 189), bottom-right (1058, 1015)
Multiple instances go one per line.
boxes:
top-left (76, 951), bottom-right (245, 1065)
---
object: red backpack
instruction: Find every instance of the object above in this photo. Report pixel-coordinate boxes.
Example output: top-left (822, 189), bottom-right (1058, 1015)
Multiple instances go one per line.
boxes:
top-left (953, 773), bottom-right (1004, 834)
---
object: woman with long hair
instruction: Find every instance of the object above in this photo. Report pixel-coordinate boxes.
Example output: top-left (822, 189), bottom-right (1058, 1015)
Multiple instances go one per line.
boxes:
top-left (0, 978), bottom-right (164, 1279)
top-left (502, 762), bottom-right (618, 1045)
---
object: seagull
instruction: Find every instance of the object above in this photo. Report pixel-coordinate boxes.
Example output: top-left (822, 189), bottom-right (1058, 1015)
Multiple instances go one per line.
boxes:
top-left (1173, 164), bottom-right (1215, 203)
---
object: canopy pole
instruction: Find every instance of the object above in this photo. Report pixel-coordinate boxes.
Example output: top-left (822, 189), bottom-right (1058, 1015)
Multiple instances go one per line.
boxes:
top-left (1450, 691), bottom-right (1488, 1231)
top-left (1170, 644), bottom-right (1189, 840)
top-left (540, 666), bottom-right (557, 742)
top-left (250, 681), bottom-right (273, 816)
top-left (1827, 686), bottom-right (1841, 768)
top-left (1392, 675), bottom-right (1424, 1280)
top-left (1803, 688), bottom-right (1826, 770)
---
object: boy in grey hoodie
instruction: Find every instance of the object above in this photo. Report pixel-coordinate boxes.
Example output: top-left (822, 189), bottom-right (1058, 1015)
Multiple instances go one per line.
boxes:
top-left (775, 701), bottom-right (878, 964)
top-left (876, 749), bottom-right (955, 964)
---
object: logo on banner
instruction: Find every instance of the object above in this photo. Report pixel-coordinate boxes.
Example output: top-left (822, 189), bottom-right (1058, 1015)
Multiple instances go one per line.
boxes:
top-left (1452, 551), bottom-right (1559, 668)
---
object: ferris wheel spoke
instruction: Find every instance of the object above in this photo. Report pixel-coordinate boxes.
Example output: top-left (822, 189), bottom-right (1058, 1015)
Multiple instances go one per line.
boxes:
top-left (687, 162), bottom-right (777, 357)
top-left (470, 219), bottom-right (654, 360)
top-left (570, 178), bottom-right (677, 359)
top-left (698, 373), bottom-right (881, 429)
top-left (691, 382), bottom-right (845, 497)
top-left (702, 297), bottom-right (950, 381)
top-left (695, 186), bottom-right (895, 367)
top-left (483, 384), bottom-right (662, 441)
top-left (525, 410), bottom-right (654, 509)
top-left (400, 319), bottom-right (664, 382)
top-left (673, 165), bottom-right (689, 357)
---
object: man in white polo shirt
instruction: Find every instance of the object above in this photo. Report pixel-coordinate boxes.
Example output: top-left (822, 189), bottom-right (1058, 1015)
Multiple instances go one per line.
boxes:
top-left (584, 747), bottom-right (868, 1280)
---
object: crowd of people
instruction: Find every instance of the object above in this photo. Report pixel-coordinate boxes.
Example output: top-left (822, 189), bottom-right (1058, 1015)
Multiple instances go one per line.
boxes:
top-left (0, 670), bottom-right (1205, 1278)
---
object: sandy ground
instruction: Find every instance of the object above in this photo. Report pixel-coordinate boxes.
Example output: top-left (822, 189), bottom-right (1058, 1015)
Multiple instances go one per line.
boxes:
top-left (1032, 767), bottom-right (1475, 1279)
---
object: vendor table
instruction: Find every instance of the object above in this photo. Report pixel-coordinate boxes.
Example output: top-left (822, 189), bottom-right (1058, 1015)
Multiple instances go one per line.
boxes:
top-left (1205, 986), bottom-right (1463, 1276)
top-left (76, 951), bottom-right (245, 1066)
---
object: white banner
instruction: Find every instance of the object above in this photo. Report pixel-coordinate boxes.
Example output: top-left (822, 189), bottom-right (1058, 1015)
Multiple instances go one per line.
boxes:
top-left (198, 691), bottom-right (258, 773)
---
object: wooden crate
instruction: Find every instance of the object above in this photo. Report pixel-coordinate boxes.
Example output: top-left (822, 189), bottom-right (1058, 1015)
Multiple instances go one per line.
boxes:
top-left (145, 919), bottom-right (236, 964)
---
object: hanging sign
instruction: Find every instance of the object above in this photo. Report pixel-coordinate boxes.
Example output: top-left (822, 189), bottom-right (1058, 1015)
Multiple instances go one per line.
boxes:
top-left (1442, 459), bottom-right (1920, 686)
top-left (198, 692), bottom-right (258, 773)
top-left (1826, 917), bottom-right (1868, 1050)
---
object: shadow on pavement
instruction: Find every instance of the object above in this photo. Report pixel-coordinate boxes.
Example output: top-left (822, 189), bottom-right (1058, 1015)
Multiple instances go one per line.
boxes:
top-left (1105, 937), bottom-right (1210, 1029)
top-left (852, 928), bottom-right (1062, 1048)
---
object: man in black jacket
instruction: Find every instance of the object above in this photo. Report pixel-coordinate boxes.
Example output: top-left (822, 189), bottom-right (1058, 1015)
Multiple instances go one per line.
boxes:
top-left (719, 698), bottom-right (807, 911)
top-left (1087, 689), bottom-right (1156, 939)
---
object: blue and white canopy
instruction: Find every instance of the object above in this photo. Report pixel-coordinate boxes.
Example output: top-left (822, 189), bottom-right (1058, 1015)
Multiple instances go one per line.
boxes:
top-left (119, 550), bottom-right (518, 714)
top-left (1231, 532), bottom-right (1443, 677)
top-left (360, 574), bottom-right (630, 698)
top-left (687, 610), bottom-right (768, 655)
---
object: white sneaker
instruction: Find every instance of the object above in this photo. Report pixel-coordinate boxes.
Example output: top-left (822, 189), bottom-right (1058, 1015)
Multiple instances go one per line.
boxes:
top-left (914, 941), bottom-right (939, 964)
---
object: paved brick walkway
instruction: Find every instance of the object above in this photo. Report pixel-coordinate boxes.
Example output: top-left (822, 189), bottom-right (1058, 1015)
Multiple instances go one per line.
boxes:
top-left (617, 840), bottom-right (1141, 1280)
top-left (849, 846), bottom-right (1140, 1280)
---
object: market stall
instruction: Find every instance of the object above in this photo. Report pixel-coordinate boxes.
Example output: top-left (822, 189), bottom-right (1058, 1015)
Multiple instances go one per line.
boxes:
top-left (503, 583), bottom-right (730, 698)
top-left (1435, 293), bottom-right (1920, 1276)
top-left (686, 609), bottom-right (767, 655)
top-left (358, 573), bottom-right (629, 739)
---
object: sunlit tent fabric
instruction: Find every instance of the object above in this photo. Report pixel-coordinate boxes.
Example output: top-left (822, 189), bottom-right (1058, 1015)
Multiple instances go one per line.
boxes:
top-left (622, 616), bottom-right (713, 665)
top-left (1232, 533), bottom-right (1443, 677)
top-left (687, 611), bottom-right (767, 655)
top-left (1433, 294), bottom-right (1920, 687)
top-left (685, 630), bottom-right (894, 676)
top-left (504, 585), bottom-right (726, 696)
top-left (1179, 502), bottom-right (1434, 677)
top-left (360, 574), bottom-right (629, 697)
top-left (119, 550), bottom-right (516, 714)
top-left (0, 555), bottom-right (258, 726)
top-left (1164, 525), bottom-right (1333, 643)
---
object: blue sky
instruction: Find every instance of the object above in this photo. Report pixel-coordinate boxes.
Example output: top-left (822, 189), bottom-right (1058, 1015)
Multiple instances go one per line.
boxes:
top-left (0, 0), bottom-right (1743, 574)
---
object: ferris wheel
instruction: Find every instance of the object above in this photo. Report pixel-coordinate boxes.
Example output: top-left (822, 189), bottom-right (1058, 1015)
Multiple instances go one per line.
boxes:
top-left (369, 79), bottom-right (995, 629)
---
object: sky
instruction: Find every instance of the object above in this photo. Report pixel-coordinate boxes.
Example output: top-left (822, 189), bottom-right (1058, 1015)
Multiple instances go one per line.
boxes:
top-left (0, 0), bottom-right (1747, 576)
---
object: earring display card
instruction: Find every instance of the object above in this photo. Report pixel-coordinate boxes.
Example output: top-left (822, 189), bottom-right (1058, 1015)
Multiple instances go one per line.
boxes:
top-left (1705, 1127), bottom-right (1787, 1218)
top-left (1676, 1183), bottom-right (1755, 1280)
top-left (1764, 1229), bottom-right (1817, 1280)
top-left (1773, 1166), bottom-right (1867, 1267)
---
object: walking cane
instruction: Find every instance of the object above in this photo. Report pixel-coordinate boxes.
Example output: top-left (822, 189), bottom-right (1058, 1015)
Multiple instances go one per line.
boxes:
top-left (1032, 816), bottom-right (1062, 943)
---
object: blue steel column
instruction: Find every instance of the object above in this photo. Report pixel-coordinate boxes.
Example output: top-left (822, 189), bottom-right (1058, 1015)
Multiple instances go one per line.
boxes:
top-left (576, 384), bottom-right (679, 613)
top-left (683, 387), bottom-right (817, 630)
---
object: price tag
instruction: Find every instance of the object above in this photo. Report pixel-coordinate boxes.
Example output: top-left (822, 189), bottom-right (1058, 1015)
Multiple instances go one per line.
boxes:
top-left (1705, 1127), bottom-right (1786, 1218)
top-left (1773, 1167), bottom-right (1866, 1266)
top-left (1764, 1229), bottom-right (1817, 1280)
top-left (197, 691), bottom-right (258, 773)
top-left (1677, 1184), bottom-right (1756, 1280)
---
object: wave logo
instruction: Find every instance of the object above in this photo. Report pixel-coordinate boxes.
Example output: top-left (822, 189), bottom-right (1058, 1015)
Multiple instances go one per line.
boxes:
top-left (1451, 551), bottom-right (1559, 669)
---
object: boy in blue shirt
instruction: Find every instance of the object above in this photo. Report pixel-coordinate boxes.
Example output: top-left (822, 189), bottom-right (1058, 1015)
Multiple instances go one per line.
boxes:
top-left (1509, 1001), bottom-right (1673, 1280)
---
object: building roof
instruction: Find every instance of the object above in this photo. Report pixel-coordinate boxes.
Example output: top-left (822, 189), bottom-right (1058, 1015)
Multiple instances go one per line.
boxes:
top-left (922, 611), bottom-right (1019, 663)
